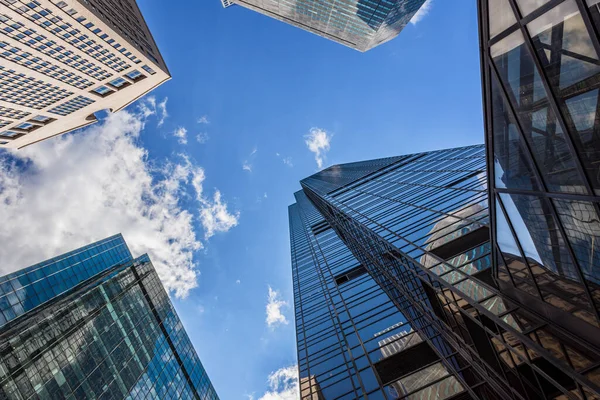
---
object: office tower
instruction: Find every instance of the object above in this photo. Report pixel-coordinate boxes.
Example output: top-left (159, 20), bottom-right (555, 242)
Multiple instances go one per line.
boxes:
top-left (0, 234), bottom-right (219, 400)
top-left (0, 0), bottom-right (170, 149)
top-left (291, 145), bottom-right (600, 399)
top-left (220, 0), bottom-right (235, 8)
top-left (479, 0), bottom-right (600, 398)
top-left (223, 0), bottom-right (429, 52)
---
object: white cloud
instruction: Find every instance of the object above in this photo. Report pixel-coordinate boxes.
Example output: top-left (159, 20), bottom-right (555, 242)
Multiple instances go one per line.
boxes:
top-left (197, 115), bottom-right (210, 124)
top-left (197, 304), bottom-right (205, 314)
top-left (411, 0), bottom-right (433, 25)
top-left (257, 365), bottom-right (299, 400)
top-left (137, 95), bottom-right (168, 127)
top-left (275, 152), bottom-right (293, 167)
top-left (196, 132), bottom-right (209, 144)
top-left (304, 128), bottom-right (332, 169)
top-left (199, 190), bottom-right (240, 239)
top-left (236, 279), bottom-right (241, 284)
top-left (173, 126), bottom-right (188, 144)
top-left (0, 97), bottom-right (237, 299)
top-left (243, 147), bottom-right (258, 172)
top-left (264, 192), bottom-right (268, 198)
top-left (266, 286), bottom-right (289, 328)
top-left (157, 97), bottom-right (169, 127)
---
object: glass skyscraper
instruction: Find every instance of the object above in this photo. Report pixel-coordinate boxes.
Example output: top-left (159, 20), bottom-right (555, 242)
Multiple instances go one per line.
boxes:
top-left (291, 145), bottom-right (600, 399)
top-left (0, 234), bottom-right (219, 400)
top-left (479, 0), bottom-right (600, 398)
top-left (223, 0), bottom-right (429, 51)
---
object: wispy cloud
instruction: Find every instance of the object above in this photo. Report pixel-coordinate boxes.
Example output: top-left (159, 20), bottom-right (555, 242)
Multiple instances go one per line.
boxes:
top-left (0, 97), bottom-right (238, 298)
top-left (304, 128), bottom-right (332, 169)
top-left (255, 365), bottom-right (299, 400)
top-left (411, 0), bottom-right (433, 25)
top-left (157, 97), bottom-right (168, 126)
top-left (243, 146), bottom-right (258, 172)
top-left (136, 95), bottom-right (168, 127)
top-left (197, 115), bottom-right (210, 124)
top-left (236, 279), bottom-right (241, 284)
top-left (196, 132), bottom-right (209, 144)
top-left (173, 126), bottom-right (188, 144)
top-left (266, 286), bottom-right (289, 328)
top-left (275, 153), bottom-right (293, 167)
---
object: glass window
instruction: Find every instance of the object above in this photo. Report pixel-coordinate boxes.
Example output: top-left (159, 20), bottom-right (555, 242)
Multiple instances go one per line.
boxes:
top-left (491, 73), bottom-right (542, 191)
top-left (500, 192), bottom-right (583, 284)
top-left (109, 77), bottom-right (126, 87)
top-left (488, 0), bottom-right (518, 39)
top-left (553, 199), bottom-right (600, 286)
top-left (516, 0), bottom-right (550, 16)
top-left (527, 0), bottom-right (600, 194)
top-left (125, 69), bottom-right (142, 80)
top-left (92, 85), bottom-right (111, 95)
top-left (492, 29), bottom-right (588, 193)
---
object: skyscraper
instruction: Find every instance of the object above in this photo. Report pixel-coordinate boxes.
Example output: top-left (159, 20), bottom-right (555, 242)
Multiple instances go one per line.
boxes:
top-left (291, 145), bottom-right (600, 399)
top-left (479, 0), bottom-right (600, 397)
top-left (0, 0), bottom-right (170, 149)
top-left (0, 234), bottom-right (219, 400)
top-left (223, 0), bottom-right (429, 51)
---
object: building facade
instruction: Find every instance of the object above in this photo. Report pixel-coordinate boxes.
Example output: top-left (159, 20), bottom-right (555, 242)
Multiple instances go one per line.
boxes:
top-left (291, 145), bottom-right (600, 399)
top-left (0, 234), bottom-right (219, 400)
top-left (223, 0), bottom-right (429, 51)
top-left (0, 0), bottom-right (170, 149)
top-left (479, 0), bottom-right (600, 398)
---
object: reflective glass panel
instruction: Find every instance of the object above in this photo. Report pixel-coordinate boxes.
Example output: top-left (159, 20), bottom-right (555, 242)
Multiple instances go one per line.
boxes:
top-left (516, 0), bottom-right (550, 16)
top-left (492, 28), bottom-right (587, 193)
top-left (500, 193), bottom-right (581, 282)
top-left (528, 0), bottom-right (600, 193)
top-left (491, 72), bottom-right (542, 191)
top-left (489, 0), bottom-right (518, 38)
top-left (553, 199), bottom-right (600, 285)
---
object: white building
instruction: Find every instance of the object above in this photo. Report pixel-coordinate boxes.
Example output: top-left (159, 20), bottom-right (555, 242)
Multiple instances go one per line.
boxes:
top-left (0, 0), bottom-right (170, 149)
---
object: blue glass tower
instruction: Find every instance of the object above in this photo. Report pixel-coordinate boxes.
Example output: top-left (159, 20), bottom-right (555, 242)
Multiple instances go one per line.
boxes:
top-left (0, 234), bottom-right (219, 400)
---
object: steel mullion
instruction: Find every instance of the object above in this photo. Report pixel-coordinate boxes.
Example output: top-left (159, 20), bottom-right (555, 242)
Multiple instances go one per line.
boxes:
top-left (495, 187), bottom-right (600, 202)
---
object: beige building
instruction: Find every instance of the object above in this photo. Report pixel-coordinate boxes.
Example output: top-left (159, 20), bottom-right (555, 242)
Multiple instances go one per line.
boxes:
top-left (0, 0), bottom-right (170, 149)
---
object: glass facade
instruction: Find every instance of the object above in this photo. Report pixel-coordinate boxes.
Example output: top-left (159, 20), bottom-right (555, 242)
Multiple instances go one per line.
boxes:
top-left (0, 234), bottom-right (219, 400)
top-left (227, 0), bottom-right (429, 51)
top-left (293, 145), bottom-right (600, 399)
top-left (480, 0), bottom-right (600, 397)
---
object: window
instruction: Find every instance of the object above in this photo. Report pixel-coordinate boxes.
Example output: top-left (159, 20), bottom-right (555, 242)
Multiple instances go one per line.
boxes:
top-left (109, 77), bottom-right (127, 88)
top-left (334, 265), bottom-right (367, 286)
top-left (31, 115), bottom-right (50, 123)
top-left (15, 122), bottom-right (34, 130)
top-left (92, 85), bottom-right (112, 95)
top-left (125, 69), bottom-right (143, 80)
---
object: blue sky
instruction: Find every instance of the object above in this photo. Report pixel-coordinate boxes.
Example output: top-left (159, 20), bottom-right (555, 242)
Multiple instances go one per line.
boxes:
top-left (0, 0), bottom-right (484, 398)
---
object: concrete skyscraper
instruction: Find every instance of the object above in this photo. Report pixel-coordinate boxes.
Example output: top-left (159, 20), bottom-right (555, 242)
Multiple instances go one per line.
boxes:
top-left (222, 0), bottom-right (429, 51)
top-left (0, 234), bottom-right (219, 399)
top-left (0, 0), bottom-right (170, 149)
